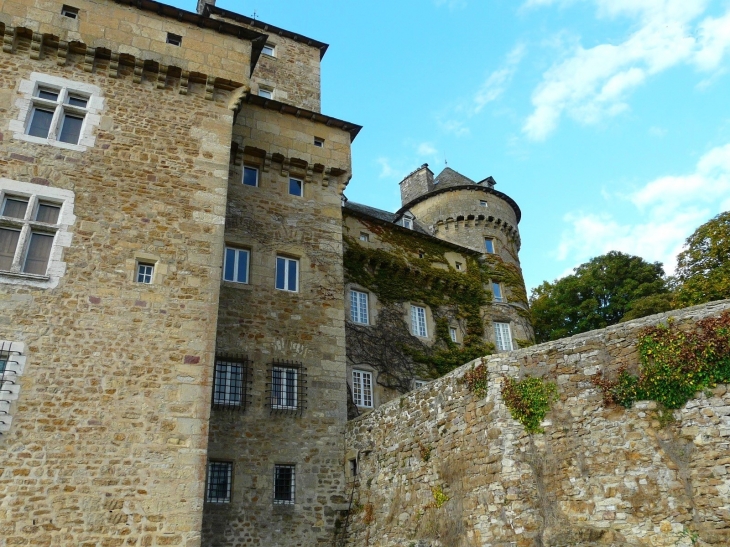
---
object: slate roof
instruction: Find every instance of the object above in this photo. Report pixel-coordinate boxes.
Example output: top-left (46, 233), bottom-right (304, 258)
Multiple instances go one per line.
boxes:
top-left (433, 167), bottom-right (476, 189)
top-left (343, 201), bottom-right (429, 235)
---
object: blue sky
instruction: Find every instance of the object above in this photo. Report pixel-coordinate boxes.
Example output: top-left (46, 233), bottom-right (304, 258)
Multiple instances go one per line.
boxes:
top-left (170, 0), bottom-right (730, 292)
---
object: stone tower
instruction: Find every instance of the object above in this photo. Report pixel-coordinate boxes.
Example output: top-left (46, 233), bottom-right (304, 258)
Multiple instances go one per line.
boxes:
top-left (398, 164), bottom-right (533, 346)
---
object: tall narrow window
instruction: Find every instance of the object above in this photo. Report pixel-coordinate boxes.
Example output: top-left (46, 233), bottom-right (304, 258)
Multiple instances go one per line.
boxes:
top-left (411, 305), bottom-right (427, 337)
top-left (274, 465), bottom-right (295, 505)
top-left (213, 357), bottom-right (249, 410)
top-left (492, 282), bottom-right (505, 303)
top-left (0, 229), bottom-right (21, 272)
top-left (352, 370), bottom-right (373, 408)
top-left (243, 165), bottom-right (258, 187)
top-left (223, 247), bottom-right (249, 284)
top-left (494, 322), bottom-right (513, 352)
top-left (350, 289), bottom-right (369, 324)
top-left (23, 233), bottom-right (54, 275)
top-left (450, 327), bottom-right (458, 342)
top-left (288, 177), bottom-right (303, 197)
top-left (206, 461), bottom-right (233, 503)
top-left (485, 238), bottom-right (495, 254)
top-left (271, 366), bottom-right (298, 409)
top-left (275, 256), bottom-right (298, 292)
top-left (402, 217), bottom-right (413, 229)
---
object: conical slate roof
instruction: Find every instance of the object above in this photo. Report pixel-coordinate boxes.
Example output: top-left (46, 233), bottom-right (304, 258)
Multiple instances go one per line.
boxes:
top-left (432, 167), bottom-right (475, 189)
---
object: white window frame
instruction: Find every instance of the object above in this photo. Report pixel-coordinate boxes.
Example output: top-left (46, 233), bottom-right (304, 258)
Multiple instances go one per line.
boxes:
top-left (352, 370), bottom-right (373, 408)
top-left (485, 238), bottom-right (495, 254)
top-left (271, 366), bottom-right (298, 410)
top-left (223, 247), bottom-right (250, 284)
top-left (492, 282), bottom-right (505, 303)
top-left (288, 177), bottom-right (303, 197)
top-left (258, 87), bottom-right (274, 99)
top-left (0, 179), bottom-right (75, 289)
top-left (494, 322), bottom-right (513, 352)
top-left (11, 73), bottom-right (103, 151)
top-left (479, 200), bottom-right (488, 207)
top-left (275, 256), bottom-right (298, 292)
top-left (350, 289), bottom-right (369, 325)
top-left (449, 327), bottom-right (458, 343)
top-left (262, 43), bottom-right (276, 57)
top-left (166, 32), bottom-right (182, 46)
top-left (411, 305), bottom-right (428, 338)
top-left (242, 165), bottom-right (259, 187)
top-left (136, 262), bottom-right (154, 284)
top-left (359, 232), bottom-right (369, 242)
top-left (313, 137), bottom-right (324, 147)
top-left (0, 340), bottom-right (27, 434)
top-left (401, 216), bottom-right (413, 230)
top-left (206, 461), bottom-right (233, 504)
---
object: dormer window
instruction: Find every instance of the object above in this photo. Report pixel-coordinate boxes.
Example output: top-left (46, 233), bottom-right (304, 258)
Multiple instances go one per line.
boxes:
top-left (401, 215), bottom-right (414, 230)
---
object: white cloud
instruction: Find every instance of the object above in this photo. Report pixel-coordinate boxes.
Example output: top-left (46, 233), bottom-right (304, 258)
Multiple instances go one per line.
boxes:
top-left (474, 44), bottom-right (526, 113)
top-left (649, 126), bottom-right (667, 137)
top-left (556, 142), bottom-right (730, 275)
top-left (523, 0), bottom-right (730, 140)
top-left (417, 142), bottom-right (438, 157)
top-left (439, 118), bottom-right (471, 137)
top-left (377, 157), bottom-right (397, 179)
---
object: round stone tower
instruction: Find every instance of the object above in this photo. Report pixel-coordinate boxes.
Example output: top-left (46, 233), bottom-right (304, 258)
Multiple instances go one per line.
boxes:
top-left (397, 164), bottom-right (533, 347)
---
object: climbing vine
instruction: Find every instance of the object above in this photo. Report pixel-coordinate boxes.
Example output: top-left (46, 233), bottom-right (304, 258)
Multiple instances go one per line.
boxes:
top-left (593, 311), bottom-right (730, 410)
top-left (501, 376), bottom-right (558, 434)
top-left (463, 359), bottom-right (489, 398)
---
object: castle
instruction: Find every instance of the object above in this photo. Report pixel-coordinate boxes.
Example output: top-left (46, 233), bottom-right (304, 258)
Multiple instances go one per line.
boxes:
top-left (0, 1), bottom-right (529, 545)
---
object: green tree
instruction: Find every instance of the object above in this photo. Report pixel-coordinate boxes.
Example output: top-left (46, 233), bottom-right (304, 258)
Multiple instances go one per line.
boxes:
top-left (530, 251), bottom-right (669, 343)
top-left (674, 211), bottom-right (730, 307)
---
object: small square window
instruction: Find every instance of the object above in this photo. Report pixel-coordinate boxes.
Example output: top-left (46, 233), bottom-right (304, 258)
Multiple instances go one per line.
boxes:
top-left (258, 88), bottom-right (273, 99)
top-left (288, 178), bottom-right (303, 197)
top-left (274, 465), bottom-right (295, 505)
top-left (275, 256), bottom-right (298, 292)
top-left (492, 282), bottom-right (505, 303)
top-left (206, 461), bottom-right (232, 503)
top-left (223, 247), bottom-right (249, 284)
top-left (243, 165), bottom-right (258, 187)
top-left (136, 263), bottom-right (154, 284)
top-left (35, 202), bottom-right (61, 224)
top-left (479, 200), bottom-right (488, 207)
top-left (414, 379), bottom-right (428, 389)
top-left (262, 44), bottom-right (275, 57)
top-left (359, 232), bottom-right (369, 242)
top-left (350, 289), bottom-right (369, 325)
top-left (1, 197), bottom-right (29, 219)
top-left (314, 137), bottom-right (324, 147)
top-left (450, 327), bottom-right (458, 343)
top-left (402, 217), bottom-right (413, 230)
top-left (455, 262), bottom-right (462, 271)
top-left (485, 238), bottom-right (495, 254)
top-left (61, 5), bottom-right (79, 18)
top-left (166, 33), bottom-right (182, 46)
top-left (352, 370), bottom-right (373, 407)
top-left (411, 305), bottom-right (427, 338)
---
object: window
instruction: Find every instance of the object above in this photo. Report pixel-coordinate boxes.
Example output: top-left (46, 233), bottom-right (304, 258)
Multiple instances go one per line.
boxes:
top-left (492, 282), bottom-right (505, 303)
top-left (411, 305), bottom-right (427, 337)
top-left (223, 247), bottom-right (249, 284)
top-left (136, 262), bottom-right (154, 284)
top-left (262, 44), bottom-right (276, 56)
top-left (275, 256), bottom-right (298, 292)
top-left (0, 193), bottom-right (63, 276)
top-left (418, 250), bottom-right (424, 259)
top-left (206, 461), bottom-right (232, 503)
top-left (274, 465), bottom-right (295, 505)
top-left (288, 177), bottom-right (303, 197)
top-left (0, 179), bottom-right (74, 287)
top-left (271, 366), bottom-right (298, 410)
top-left (352, 370), bottom-right (373, 408)
top-left (450, 327), bottom-right (458, 343)
top-left (494, 322), bottom-right (513, 352)
top-left (402, 217), bottom-right (413, 230)
top-left (359, 232), bottom-right (369, 242)
top-left (479, 200), bottom-right (488, 207)
top-left (349, 458), bottom-right (358, 477)
top-left (166, 33), bottom-right (182, 46)
top-left (350, 289), bottom-right (369, 324)
top-left (0, 340), bottom-right (26, 434)
top-left (455, 262), bottom-right (463, 271)
top-left (61, 5), bottom-right (79, 18)
top-left (258, 87), bottom-right (273, 99)
top-left (242, 165), bottom-right (258, 187)
top-left (414, 379), bottom-right (428, 389)
top-left (314, 137), bottom-right (324, 147)
top-left (213, 357), bottom-right (249, 410)
top-left (11, 74), bottom-right (102, 151)
top-left (485, 238), bottom-right (495, 254)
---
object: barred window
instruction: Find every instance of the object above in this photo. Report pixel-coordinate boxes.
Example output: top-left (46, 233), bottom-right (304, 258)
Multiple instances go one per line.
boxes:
top-left (206, 461), bottom-right (232, 503)
top-left (274, 465), bottom-right (295, 505)
top-left (213, 357), bottom-right (250, 410)
top-left (267, 361), bottom-right (306, 415)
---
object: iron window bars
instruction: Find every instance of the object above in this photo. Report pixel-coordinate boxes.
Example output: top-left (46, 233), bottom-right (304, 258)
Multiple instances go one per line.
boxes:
top-left (266, 360), bottom-right (307, 416)
top-left (274, 464), bottom-right (296, 505)
top-left (212, 356), bottom-right (251, 411)
top-left (206, 461), bottom-right (233, 503)
top-left (0, 341), bottom-right (21, 434)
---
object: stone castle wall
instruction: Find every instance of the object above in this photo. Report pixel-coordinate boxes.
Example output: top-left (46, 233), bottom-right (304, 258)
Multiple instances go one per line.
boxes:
top-left (344, 300), bottom-right (730, 547)
top-left (0, 0), bottom-right (250, 545)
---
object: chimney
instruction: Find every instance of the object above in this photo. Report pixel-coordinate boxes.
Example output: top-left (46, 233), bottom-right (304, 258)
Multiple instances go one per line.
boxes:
top-left (196, 0), bottom-right (215, 15)
top-left (399, 164), bottom-right (434, 207)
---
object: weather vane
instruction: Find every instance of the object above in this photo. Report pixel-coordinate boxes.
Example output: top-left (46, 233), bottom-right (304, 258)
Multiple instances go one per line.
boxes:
top-left (252, 9), bottom-right (258, 20)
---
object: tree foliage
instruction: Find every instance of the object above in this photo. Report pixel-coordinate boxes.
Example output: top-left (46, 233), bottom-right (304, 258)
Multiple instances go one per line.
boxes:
top-left (530, 251), bottom-right (669, 343)
top-left (674, 211), bottom-right (730, 307)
